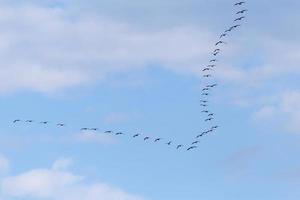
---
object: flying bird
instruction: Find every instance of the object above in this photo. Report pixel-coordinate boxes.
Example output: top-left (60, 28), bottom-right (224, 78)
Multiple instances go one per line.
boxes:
top-left (202, 68), bottom-right (211, 72)
top-left (81, 128), bottom-right (89, 131)
top-left (154, 138), bottom-right (162, 142)
top-left (200, 100), bottom-right (208, 103)
top-left (40, 121), bottom-right (49, 124)
top-left (187, 146), bottom-right (197, 151)
top-left (90, 128), bottom-right (98, 131)
top-left (105, 131), bottom-right (112, 133)
top-left (209, 59), bottom-right (218, 62)
top-left (201, 110), bottom-right (209, 113)
top-left (208, 113), bottom-right (214, 117)
top-left (215, 41), bottom-right (227, 46)
top-left (203, 75), bottom-right (212, 78)
top-left (207, 65), bottom-right (216, 68)
top-left (236, 9), bottom-right (248, 14)
top-left (133, 134), bottom-right (140, 138)
top-left (214, 48), bottom-right (221, 52)
top-left (13, 119), bottom-right (21, 123)
top-left (115, 132), bottom-right (124, 135)
top-left (192, 141), bottom-right (200, 145)
top-left (234, 16), bottom-right (246, 21)
top-left (200, 104), bottom-right (208, 107)
top-left (202, 93), bottom-right (209, 96)
top-left (205, 118), bottom-right (214, 122)
top-left (26, 120), bottom-right (34, 123)
top-left (144, 137), bottom-right (150, 141)
top-left (234, 1), bottom-right (246, 6)
top-left (212, 126), bottom-right (219, 129)
top-left (177, 145), bottom-right (183, 149)
top-left (213, 51), bottom-right (220, 56)
top-left (57, 123), bottom-right (65, 127)
top-left (220, 33), bottom-right (227, 38)
top-left (166, 141), bottom-right (172, 145)
top-left (202, 88), bottom-right (210, 91)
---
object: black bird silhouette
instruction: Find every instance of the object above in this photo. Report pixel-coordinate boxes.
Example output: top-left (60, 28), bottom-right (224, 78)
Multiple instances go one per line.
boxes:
top-left (202, 68), bottom-right (211, 72)
top-left (214, 48), bottom-right (221, 52)
top-left (205, 118), bottom-right (214, 122)
top-left (115, 132), bottom-right (124, 135)
top-left (81, 128), bottom-right (89, 131)
top-left (209, 59), bottom-right (218, 62)
top-left (177, 144), bottom-right (183, 149)
top-left (40, 121), bottom-right (49, 124)
top-left (225, 28), bottom-right (232, 33)
top-left (212, 126), bottom-right (219, 129)
top-left (213, 51), bottom-right (220, 56)
top-left (200, 104), bottom-right (208, 107)
top-left (202, 88), bottom-right (210, 91)
top-left (166, 141), bottom-right (172, 145)
top-left (236, 9), bottom-right (248, 14)
top-left (154, 138), bottom-right (162, 142)
top-left (57, 123), bottom-right (65, 127)
top-left (234, 16), bottom-right (246, 21)
top-left (203, 75), bottom-right (212, 78)
top-left (215, 41), bottom-right (227, 46)
top-left (207, 84), bottom-right (218, 88)
top-left (133, 134), bottom-right (140, 138)
top-left (90, 128), bottom-right (98, 131)
top-left (208, 113), bottom-right (214, 117)
top-left (187, 146), bottom-right (197, 151)
top-left (232, 25), bottom-right (241, 29)
top-left (105, 131), bottom-right (112, 133)
top-left (201, 110), bottom-right (209, 113)
top-left (220, 33), bottom-right (227, 38)
top-left (234, 1), bottom-right (246, 6)
top-left (13, 119), bottom-right (21, 123)
top-left (144, 137), bottom-right (150, 141)
top-left (26, 120), bottom-right (34, 123)
top-left (200, 100), bottom-right (208, 103)
top-left (202, 93), bottom-right (209, 96)
top-left (207, 64), bottom-right (216, 68)
top-left (192, 141), bottom-right (200, 145)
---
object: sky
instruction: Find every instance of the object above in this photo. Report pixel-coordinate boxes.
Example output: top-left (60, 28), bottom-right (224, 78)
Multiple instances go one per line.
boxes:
top-left (0, 0), bottom-right (300, 199)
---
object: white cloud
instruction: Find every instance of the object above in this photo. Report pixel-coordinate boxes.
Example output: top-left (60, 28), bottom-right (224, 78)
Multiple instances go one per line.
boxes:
top-left (52, 158), bottom-right (73, 171)
top-left (0, 155), bottom-right (9, 174)
top-left (1, 159), bottom-right (144, 200)
top-left (0, 2), bottom-right (214, 95)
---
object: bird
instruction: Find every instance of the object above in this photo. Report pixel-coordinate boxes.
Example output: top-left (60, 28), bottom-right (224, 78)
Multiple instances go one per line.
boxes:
top-left (90, 128), bottom-right (98, 131)
top-left (212, 126), bottom-right (219, 129)
top-left (203, 75), bottom-right (212, 78)
top-left (154, 138), bottom-right (162, 142)
top-left (133, 134), bottom-right (140, 138)
top-left (166, 141), bottom-right (172, 145)
top-left (202, 93), bottom-right (209, 96)
top-left (207, 64), bottom-right (216, 68)
top-left (13, 119), bottom-right (21, 123)
top-left (202, 68), bottom-right (211, 72)
top-left (200, 100), bottom-right (208, 103)
top-left (210, 59), bottom-right (218, 62)
top-left (220, 33), bottom-right (227, 38)
top-left (144, 137), bottom-right (150, 141)
top-left (225, 28), bottom-right (232, 33)
top-left (214, 48), bottom-right (221, 52)
top-left (105, 131), bottom-right (112, 133)
top-left (115, 132), bottom-right (124, 135)
top-left (200, 104), bottom-right (208, 107)
top-left (213, 51), bottom-right (220, 56)
top-left (236, 9), bottom-right (248, 14)
top-left (201, 110), bottom-right (209, 113)
top-left (205, 118), bottom-right (214, 122)
top-left (234, 1), bottom-right (246, 6)
top-left (207, 84), bottom-right (218, 88)
top-left (40, 121), bottom-right (49, 124)
top-left (187, 146), bottom-right (197, 151)
top-left (177, 145), bottom-right (183, 149)
top-left (234, 16), bottom-right (246, 21)
top-left (232, 25), bottom-right (241, 29)
top-left (26, 120), bottom-right (34, 123)
top-left (215, 41), bottom-right (227, 46)
top-left (57, 123), bottom-right (65, 127)
top-left (192, 141), bottom-right (200, 145)
top-left (202, 88), bottom-right (210, 91)
top-left (208, 113), bottom-right (214, 117)
top-left (81, 128), bottom-right (89, 131)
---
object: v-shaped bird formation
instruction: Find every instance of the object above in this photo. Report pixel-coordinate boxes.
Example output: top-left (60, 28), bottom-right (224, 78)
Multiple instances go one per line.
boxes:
top-left (11, 1), bottom-right (248, 151)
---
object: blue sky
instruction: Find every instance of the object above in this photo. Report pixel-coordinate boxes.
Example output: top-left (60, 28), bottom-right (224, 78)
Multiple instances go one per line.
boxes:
top-left (0, 0), bottom-right (300, 199)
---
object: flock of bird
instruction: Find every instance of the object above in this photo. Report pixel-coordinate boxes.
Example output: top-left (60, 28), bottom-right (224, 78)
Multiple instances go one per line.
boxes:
top-left (11, 1), bottom-right (248, 151)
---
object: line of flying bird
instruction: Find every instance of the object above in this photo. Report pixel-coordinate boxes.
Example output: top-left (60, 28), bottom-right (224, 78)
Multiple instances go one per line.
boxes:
top-left (11, 1), bottom-right (248, 152)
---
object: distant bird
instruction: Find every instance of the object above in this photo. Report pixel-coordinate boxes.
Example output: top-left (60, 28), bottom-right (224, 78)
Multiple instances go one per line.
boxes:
top-left (177, 145), bottom-right (183, 149)
top-left (213, 51), bottom-right (220, 56)
top-left (200, 100), bottom-right (208, 103)
top-left (215, 41), bottom-right (227, 46)
top-left (115, 132), bottom-right (124, 135)
top-left (208, 113), bottom-right (214, 117)
top-left (232, 25), bottom-right (241, 29)
top-left (166, 141), bottom-right (172, 145)
top-left (90, 128), bottom-right (98, 131)
top-left (192, 141), bottom-right (200, 145)
top-left (105, 131), bottom-right (112, 134)
top-left (212, 126), bottom-right (219, 129)
top-left (234, 1), bottom-right (246, 6)
top-left (220, 33), bottom-right (227, 38)
top-left (133, 134), bottom-right (140, 138)
top-left (205, 118), bottom-right (214, 122)
top-left (196, 131), bottom-right (207, 138)
top-left (40, 121), bottom-right (49, 124)
top-left (13, 119), bottom-right (21, 123)
top-left (203, 75), bottom-right (212, 78)
top-left (210, 59), bottom-right (218, 62)
top-left (144, 137), bottom-right (150, 141)
top-left (201, 110), bottom-right (209, 113)
top-left (202, 68), bottom-right (211, 72)
top-left (234, 16), bottom-right (246, 21)
top-left (207, 65), bottom-right (216, 68)
top-left (26, 120), bottom-right (34, 123)
top-left (187, 146), bottom-right (197, 151)
top-left (154, 138), bottom-right (162, 142)
top-left (202, 93), bottom-right (209, 96)
top-left (200, 104), bottom-right (208, 107)
top-left (236, 9), bottom-right (248, 14)
top-left (81, 128), bottom-right (89, 131)
top-left (207, 84), bottom-right (218, 88)
top-left (214, 48), bottom-right (221, 53)
top-left (202, 88), bottom-right (210, 91)
top-left (57, 123), bottom-right (65, 127)
top-left (225, 28), bottom-right (232, 33)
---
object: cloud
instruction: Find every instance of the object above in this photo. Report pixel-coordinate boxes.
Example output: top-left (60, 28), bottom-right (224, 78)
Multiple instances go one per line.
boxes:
top-left (0, 2), bottom-right (214, 95)
top-left (1, 159), bottom-right (144, 200)
top-left (52, 158), bottom-right (73, 171)
top-left (0, 155), bottom-right (9, 174)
